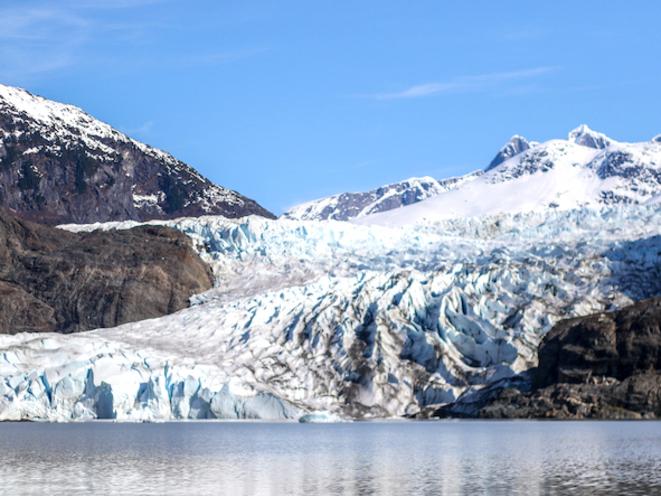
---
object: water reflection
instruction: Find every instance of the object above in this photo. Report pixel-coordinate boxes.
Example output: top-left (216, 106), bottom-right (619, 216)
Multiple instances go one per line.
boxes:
top-left (0, 421), bottom-right (659, 495)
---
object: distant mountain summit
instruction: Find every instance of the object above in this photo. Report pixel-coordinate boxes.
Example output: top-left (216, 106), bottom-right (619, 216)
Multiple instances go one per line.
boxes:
top-left (359, 125), bottom-right (661, 226)
top-left (0, 84), bottom-right (273, 224)
top-left (486, 134), bottom-right (534, 171)
top-left (287, 124), bottom-right (660, 223)
top-left (567, 123), bottom-right (612, 149)
top-left (283, 172), bottom-right (482, 221)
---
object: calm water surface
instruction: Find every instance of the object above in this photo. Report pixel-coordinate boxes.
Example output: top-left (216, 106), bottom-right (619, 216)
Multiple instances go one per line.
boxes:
top-left (0, 421), bottom-right (659, 495)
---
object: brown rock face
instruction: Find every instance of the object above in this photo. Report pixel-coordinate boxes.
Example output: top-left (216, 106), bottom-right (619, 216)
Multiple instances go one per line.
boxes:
top-left (472, 372), bottom-right (661, 420)
top-left (0, 208), bottom-right (214, 334)
top-left (433, 298), bottom-right (661, 419)
top-left (535, 298), bottom-right (661, 387)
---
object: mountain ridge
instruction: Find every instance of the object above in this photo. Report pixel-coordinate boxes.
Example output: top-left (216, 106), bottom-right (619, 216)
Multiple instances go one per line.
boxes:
top-left (287, 125), bottom-right (660, 224)
top-left (0, 83), bottom-right (274, 224)
top-left (283, 172), bottom-right (483, 221)
top-left (358, 126), bottom-right (661, 226)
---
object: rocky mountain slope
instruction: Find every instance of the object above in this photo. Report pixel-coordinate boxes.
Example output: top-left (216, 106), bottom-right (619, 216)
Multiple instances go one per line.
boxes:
top-left (283, 172), bottom-right (482, 221)
top-left (360, 125), bottom-right (661, 226)
top-left (485, 134), bottom-right (535, 171)
top-left (0, 208), bottom-right (213, 334)
top-left (0, 202), bottom-right (659, 420)
top-left (0, 84), bottom-right (273, 224)
top-left (433, 297), bottom-right (661, 419)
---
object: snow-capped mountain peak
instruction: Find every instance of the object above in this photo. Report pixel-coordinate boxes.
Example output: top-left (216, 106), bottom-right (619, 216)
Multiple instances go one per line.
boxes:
top-left (568, 123), bottom-right (612, 149)
top-left (286, 125), bottom-right (658, 224)
top-left (0, 84), bottom-right (114, 141)
top-left (358, 127), bottom-right (660, 227)
top-left (0, 83), bottom-right (273, 223)
top-left (485, 134), bottom-right (534, 171)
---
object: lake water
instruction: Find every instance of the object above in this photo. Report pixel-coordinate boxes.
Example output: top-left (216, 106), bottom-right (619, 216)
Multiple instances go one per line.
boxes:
top-left (0, 421), bottom-right (659, 495)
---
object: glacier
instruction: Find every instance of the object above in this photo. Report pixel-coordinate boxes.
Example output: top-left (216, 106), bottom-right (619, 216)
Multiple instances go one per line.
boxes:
top-left (1, 202), bottom-right (659, 421)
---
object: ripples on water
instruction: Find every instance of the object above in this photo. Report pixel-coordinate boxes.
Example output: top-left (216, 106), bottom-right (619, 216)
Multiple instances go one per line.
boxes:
top-left (0, 421), bottom-right (659, 495)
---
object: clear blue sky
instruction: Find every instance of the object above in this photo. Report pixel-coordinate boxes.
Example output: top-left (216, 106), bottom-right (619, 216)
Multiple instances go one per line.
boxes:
top-left (2, 1), bottom-right (660, 213)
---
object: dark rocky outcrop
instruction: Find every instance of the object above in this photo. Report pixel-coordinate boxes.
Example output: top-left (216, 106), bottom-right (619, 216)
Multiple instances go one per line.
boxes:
top-left (0, 208), bottom-right (214, 334)
top-left (0, 84), bottom-right (274, 224)
top-left (433, 298), bottom-right (661, 419)
top-left (535, 298), bottom-right (660, 387)
top-left (485, 134), bottom-right (531, 171)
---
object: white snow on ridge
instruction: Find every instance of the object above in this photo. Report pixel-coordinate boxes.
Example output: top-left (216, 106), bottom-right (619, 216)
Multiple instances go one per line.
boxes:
top-left (568, 123), bottom-right (612, 149)
top-left (283, 172), bottom-right (482, 221)
top-left (358, 135), bottom-right (661, 227)
top-left (2, 204), bottom-right (660, 421)
top-left (358, 144), bottom-right (598, 226)
top-left (0, 83), bottom-right (245, 211)
top-left (286, 125), bottom-right (660, 225)
top-left (0, 83), bottom-right (122, 157)
top-left (0, 83), bottom-right (169, 162)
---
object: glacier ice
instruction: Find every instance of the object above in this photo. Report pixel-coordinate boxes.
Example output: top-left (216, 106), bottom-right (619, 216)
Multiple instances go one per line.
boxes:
top-left (1, 204), bottom-right (660, 421)
top-left (298, 411), bottom-right (344, 423)
top-left (0, 334), bottom-right (303, 422)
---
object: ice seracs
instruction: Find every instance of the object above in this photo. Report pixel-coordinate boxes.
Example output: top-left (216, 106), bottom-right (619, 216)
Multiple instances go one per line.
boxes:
top-left (0, 332), bottom-right (304, 422)
top-left (1, 203), bottom-right (660, 421)
top-left (299, 411), bottom-right (344, 423)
